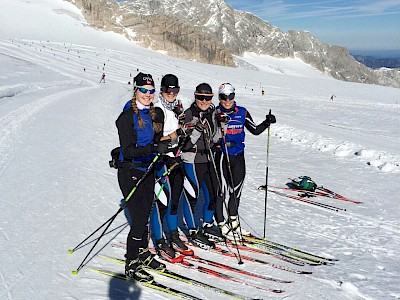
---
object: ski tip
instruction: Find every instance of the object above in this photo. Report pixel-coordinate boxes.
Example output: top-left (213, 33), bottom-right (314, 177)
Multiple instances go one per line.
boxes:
top-left (71, 269), bottom-right (79, 275)
top-left (68, 249), bottom-right (74, 254)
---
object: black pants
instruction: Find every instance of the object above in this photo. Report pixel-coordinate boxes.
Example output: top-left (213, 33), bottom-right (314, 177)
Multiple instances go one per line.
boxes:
top-left (150, 161), bottom-right (185, 241)
top-left (215, 151), bottom-right (246, 223)
top-left (155, 158), bottom-right (185, 216)
top-left (118, 166), bottom-right (155, 261)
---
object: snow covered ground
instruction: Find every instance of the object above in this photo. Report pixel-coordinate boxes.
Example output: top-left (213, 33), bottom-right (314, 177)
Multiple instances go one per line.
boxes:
top-left (0, 1), bottom-right (399, 299)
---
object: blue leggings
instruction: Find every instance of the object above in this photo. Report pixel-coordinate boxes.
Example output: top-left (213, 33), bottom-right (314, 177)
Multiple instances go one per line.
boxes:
top-left (181, 162), bottom-right (217, 230)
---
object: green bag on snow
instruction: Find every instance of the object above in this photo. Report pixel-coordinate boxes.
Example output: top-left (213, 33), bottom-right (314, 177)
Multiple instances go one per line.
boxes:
top-left (289, 176), bottom-right (317, 192)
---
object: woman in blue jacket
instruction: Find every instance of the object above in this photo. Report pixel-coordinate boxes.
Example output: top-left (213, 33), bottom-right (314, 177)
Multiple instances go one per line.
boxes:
top-left (116, 72), bottom-right (170, 282)
top-left (215, 83), bottom-right (276, 239)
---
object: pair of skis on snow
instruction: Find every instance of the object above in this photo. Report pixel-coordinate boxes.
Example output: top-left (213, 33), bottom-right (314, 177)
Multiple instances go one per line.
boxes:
top-left (259, 184), bottom-right (362, 211)
top-left (88, 234), bottom-right (338, 299)
top-left (89, 245), bottom-right (285, 299)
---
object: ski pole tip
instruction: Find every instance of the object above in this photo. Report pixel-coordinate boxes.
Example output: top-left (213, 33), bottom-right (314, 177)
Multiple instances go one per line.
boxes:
top-left (71, 270), bottom-right (79, 275)
top-left (68, 249), bottom-right (74, 254)
top-left (238, 260), bottom-right (244, 265)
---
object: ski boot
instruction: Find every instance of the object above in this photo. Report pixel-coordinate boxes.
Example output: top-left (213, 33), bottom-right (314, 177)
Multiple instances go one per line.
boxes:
top-left (170, 230), bottom-right (194, 256)
top-left (125, 257), bottom-right (154, 282)
top-left (138, 247), bottom-right (166, 271)
top-left (155, 238), bottom-right (184, 263)
top-left (229, 216), bottom-right (251, 236)
top-left (202, 222), bottom-right (225, 242)
top-left (189, 228), bottom-right (215, 249)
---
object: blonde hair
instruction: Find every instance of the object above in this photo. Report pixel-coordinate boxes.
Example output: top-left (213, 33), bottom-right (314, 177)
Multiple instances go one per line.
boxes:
top-left (131, 93), bottom-right (162, 133)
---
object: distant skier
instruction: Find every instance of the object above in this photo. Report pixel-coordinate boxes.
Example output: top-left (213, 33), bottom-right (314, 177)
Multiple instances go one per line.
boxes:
top-left (261, 88), bottom-right (265, 96)
top-left (100, 73), bottom-right (106, 83)
top-left (330, 95), bottom-right (335, 101)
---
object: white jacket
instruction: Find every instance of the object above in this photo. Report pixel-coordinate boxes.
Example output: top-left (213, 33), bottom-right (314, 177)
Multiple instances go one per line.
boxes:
top-left (155, 98), bottom-right (179, 157)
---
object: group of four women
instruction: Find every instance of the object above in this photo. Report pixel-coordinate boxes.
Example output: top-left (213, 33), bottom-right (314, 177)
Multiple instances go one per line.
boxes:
top-left (116, 72), bottom-right (276, 282)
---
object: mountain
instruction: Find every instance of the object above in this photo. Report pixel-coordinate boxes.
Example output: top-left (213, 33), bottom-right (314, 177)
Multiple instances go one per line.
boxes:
top-left (352, 55), bottom-right (400, 69)
top-left (67, 0), bottom-right (400, 88)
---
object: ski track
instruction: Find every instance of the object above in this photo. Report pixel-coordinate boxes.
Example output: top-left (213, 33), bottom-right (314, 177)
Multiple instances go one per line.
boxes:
top-left (0, 81), bottom-right (94, 178)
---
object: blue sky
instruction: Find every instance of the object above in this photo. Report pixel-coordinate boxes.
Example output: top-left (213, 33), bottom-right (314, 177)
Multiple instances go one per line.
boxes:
top-left (224, 0), bottom-right (400, 52)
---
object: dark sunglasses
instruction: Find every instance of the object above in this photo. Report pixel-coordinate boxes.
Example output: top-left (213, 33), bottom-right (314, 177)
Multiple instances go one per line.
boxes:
top-left (161, 86), bottom-right (180, 94)
top-left (137, 87), bottom-right (156, 94)
top-left (219, 93), bottom-right (235, 100)
top-left (196, 95), bottom-right (213, 101)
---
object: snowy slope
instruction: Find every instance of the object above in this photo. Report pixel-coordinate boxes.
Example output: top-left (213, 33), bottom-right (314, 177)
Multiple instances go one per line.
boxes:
top-left (0, 1), bottom-right (399, 300)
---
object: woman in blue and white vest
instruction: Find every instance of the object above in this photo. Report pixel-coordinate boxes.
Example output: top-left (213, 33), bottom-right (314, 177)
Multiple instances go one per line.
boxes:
top-left (215, 83), bottom-right (276, 239)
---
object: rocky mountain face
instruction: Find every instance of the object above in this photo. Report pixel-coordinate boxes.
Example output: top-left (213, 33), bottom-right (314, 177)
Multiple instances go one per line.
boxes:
top-left (67, 0), bottom-right (399, 88)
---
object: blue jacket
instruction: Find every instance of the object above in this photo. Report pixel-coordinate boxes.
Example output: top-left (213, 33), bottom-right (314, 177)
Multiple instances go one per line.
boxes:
top-left (116, 101), bottom-right (162, 170)
top-left (216, 102), bottom-right (269, 156)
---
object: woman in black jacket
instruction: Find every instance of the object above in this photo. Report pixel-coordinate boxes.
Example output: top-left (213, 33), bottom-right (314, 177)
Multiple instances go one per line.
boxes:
top-left (116, 72), bottom-right (170, 282)
top-left (180, 83), bottom-right (224, 249)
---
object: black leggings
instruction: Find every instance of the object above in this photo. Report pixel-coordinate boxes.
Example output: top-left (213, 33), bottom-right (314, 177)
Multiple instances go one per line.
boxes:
top-left (118, 166), bottom-right (155, 261)
top-left (215, 151), bottom-right (245, 223)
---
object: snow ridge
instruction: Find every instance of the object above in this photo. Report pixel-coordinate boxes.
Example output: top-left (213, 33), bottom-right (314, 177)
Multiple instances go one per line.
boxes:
top-left (274, 124), bottom-right (400, 173)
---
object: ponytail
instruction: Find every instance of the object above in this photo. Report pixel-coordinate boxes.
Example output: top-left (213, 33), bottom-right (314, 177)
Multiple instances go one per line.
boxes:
top-left (131, 94), bottom-right (162, 133)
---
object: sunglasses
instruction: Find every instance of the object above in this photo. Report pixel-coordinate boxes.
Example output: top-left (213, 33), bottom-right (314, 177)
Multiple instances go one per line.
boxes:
top-left (161, 86), bottom-right (180, 94)
top-left (219, 93), bottom-right (235, 100)
top-left (137, 87), bottom-right (156, 94)
top-left (196, 95), bottom-right (213, 101)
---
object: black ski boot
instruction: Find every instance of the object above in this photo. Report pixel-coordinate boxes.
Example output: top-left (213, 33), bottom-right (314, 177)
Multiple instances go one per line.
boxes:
top-left (156, 238), bottom-right (183, 263)
top-left (139, 248), bottom-right (166, 271)
top-left (189, 229), bottom-right (215, 249)
top-left (202, 222), bottom-right (225, 242)
top-left (125, 258), bottom-right (154, 282)
top-left (170, 230), bottom-right (194, 256)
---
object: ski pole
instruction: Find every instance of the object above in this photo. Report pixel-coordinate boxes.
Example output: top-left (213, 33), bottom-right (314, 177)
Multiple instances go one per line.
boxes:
top-left (199, 113), bottom-right (243, 264)
top-left (263, 109), bottom-right (272, 239)
top-left (69, 153), bottom-right (161, 274)
top-left (202, 120), bottom-right (238, 250)
top-left (68, 153), bottom-right (160, 254)
top-left (218, 121), bottom-right (244, 264)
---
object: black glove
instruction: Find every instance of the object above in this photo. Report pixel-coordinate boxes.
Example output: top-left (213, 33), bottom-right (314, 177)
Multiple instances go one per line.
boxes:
top-left (175, 127), bottom-right (186, 138)
top-left (173, 101), bottom-right (185, 125)
top-left (173, 101), bottom-right (184, 116)
top-left (217, 112), bottom-right (229, 124)
top-left (142, 144), bottom-right (154, 156)
top-left (264, 114), bottom-right (276, 124)
top-left (177, 113), bottom-right (186, 126)
top-left (155, 140), bottom-right (171, 154)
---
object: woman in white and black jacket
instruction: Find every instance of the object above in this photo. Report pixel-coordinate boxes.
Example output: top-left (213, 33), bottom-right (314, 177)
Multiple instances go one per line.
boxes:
top-left (149, 74), bottom-right (195, 261)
